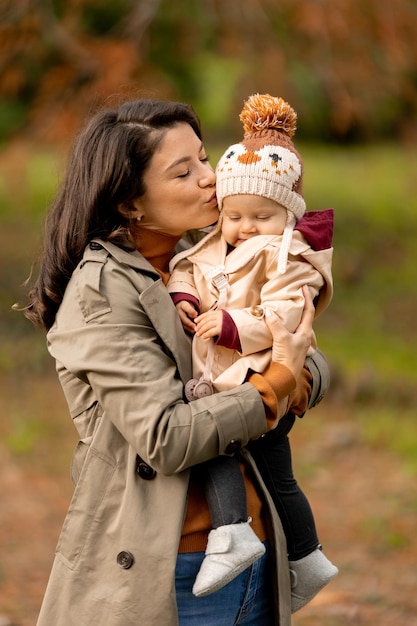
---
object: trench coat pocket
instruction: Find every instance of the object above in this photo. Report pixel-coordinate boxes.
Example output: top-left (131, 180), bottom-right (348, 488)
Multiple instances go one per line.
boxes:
top-left (56, 446), bottom-right (117, 570)
top-left (70, 436), bottom-right (93, 485)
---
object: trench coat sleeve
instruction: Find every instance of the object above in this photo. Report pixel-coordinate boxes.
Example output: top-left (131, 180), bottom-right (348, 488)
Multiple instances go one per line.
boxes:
top-left (167, 257), bottom-right (200, 301)
top-left (47, 244), bottom-right (267, 475)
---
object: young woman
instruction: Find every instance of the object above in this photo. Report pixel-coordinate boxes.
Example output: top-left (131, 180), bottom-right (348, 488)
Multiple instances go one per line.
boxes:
top-left (23, 98), bottom-right (323, 626)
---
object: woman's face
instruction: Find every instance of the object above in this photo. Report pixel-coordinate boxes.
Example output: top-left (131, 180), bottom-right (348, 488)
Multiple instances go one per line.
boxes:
top-left (132, 123), bottom-right (219, 236)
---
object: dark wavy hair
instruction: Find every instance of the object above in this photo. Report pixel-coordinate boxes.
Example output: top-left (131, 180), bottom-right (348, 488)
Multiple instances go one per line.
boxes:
top-left (22, 99), bottom-right (202, 330)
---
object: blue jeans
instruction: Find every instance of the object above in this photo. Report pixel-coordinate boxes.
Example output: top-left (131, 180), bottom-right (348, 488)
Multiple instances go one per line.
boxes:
top-left (175, 541), bottom-right (275, 625)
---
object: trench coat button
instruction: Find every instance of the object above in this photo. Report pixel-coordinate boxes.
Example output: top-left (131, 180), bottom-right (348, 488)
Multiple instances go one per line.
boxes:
top-left (249, 305), bottom-right (265, 319)
top-left (225, 440), bottom-right (241, 455)
top-left (136, 456), bottom-right (156, 480)
top-left (90, 241), bottom-right (103, 250)
top-left (117, 551), bottom-right (134, 569)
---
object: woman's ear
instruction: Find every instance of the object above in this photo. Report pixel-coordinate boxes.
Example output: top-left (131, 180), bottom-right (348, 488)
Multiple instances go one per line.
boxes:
top-left (118, 200), bottom-right (143, 221)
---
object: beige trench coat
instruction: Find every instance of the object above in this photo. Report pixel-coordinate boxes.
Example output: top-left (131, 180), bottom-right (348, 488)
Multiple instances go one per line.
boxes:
top-left (168, 228), bottom-right (333, 392)
top-left (36, 239), bottom-right (293, 626)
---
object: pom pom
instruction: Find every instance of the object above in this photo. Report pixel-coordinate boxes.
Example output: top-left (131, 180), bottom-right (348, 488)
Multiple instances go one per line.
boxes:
top-left (239, 93), bottom-right (297, 138)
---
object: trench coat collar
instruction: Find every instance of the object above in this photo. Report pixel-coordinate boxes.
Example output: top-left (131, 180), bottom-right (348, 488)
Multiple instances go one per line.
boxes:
top-left (88, 238), bottom-right (162, 279)
top-left (87, 238), bottom-right (192, 383)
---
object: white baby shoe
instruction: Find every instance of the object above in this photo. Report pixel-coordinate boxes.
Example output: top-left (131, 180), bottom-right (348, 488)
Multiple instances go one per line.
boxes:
top-left (289, 547), bottom-right (338, 613)
top-left (192, 521), bottom-right (266, 597)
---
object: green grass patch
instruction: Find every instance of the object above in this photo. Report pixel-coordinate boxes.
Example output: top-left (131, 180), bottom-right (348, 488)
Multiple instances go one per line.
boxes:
top-left (300, 142), bottom-right (417, 386)
top-left (358, 406), bottom-right (417, 474)
top-left (5, 413), bottom-right (47, 455)
top-left (0, 149), bottom-right (62, 219)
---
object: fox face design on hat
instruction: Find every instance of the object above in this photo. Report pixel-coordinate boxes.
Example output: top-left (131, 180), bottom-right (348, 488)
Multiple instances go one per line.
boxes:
top-left (216, 94), bottom-right (306, 274)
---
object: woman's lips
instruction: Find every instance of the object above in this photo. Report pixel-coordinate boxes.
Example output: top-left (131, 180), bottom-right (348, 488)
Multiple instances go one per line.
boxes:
top-left (207, 192), bottom-right (218, 206)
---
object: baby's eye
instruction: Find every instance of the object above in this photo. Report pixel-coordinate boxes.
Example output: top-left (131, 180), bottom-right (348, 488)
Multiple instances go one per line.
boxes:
top-left (257, 215), bottom-right (271, 221)
top-left (228, 216), bottom-right (241, 221)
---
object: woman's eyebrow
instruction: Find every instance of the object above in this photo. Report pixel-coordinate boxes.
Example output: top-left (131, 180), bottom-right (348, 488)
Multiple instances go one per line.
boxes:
top-left (166, 142), bottom-right (205, 172)
top-left (166, 155), bottom-right (192, 171)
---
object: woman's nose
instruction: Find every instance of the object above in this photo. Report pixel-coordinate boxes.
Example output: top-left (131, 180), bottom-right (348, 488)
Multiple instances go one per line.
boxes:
top-left (200, 163), bottom-right (216, 187)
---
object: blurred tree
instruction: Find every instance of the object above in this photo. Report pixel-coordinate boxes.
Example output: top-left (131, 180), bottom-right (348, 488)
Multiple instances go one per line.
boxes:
top-left (0, 0), bottom-right (416, 144)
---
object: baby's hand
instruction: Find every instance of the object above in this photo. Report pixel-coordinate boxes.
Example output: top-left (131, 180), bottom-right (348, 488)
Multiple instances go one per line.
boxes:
top-left (195, 310), bottom-right (223, 339)
top-left (175, 301), bottom-right (198, 334)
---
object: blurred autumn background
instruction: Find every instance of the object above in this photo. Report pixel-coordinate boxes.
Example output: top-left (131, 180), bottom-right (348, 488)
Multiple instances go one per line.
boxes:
top-left (1, 1), bottom-right (417, 625)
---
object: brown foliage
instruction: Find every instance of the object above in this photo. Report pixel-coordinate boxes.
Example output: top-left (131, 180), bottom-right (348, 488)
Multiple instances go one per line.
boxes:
top-left (0, 0), bottom-right (416, 144)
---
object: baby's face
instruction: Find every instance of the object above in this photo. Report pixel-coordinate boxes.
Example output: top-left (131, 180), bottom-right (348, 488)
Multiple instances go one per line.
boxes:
top-left (221, 195), bottom-right (287, 247)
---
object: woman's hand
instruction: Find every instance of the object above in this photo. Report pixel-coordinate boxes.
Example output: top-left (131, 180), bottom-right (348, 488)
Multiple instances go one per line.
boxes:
top-left (264, 285), bottom-right (314, 380)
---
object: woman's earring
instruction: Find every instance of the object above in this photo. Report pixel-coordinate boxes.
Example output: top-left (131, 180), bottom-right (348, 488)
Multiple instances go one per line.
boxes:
top-left (137, 216), bottom-right (143, 222)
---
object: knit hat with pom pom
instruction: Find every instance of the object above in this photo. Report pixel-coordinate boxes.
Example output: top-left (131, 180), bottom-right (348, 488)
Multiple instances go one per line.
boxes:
top-left (216, 93), bottom-right (306, 273)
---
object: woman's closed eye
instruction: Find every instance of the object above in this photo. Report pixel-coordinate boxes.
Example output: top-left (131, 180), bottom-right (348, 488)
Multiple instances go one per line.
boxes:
top-left (177, 155), bottom-right (210, 178)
